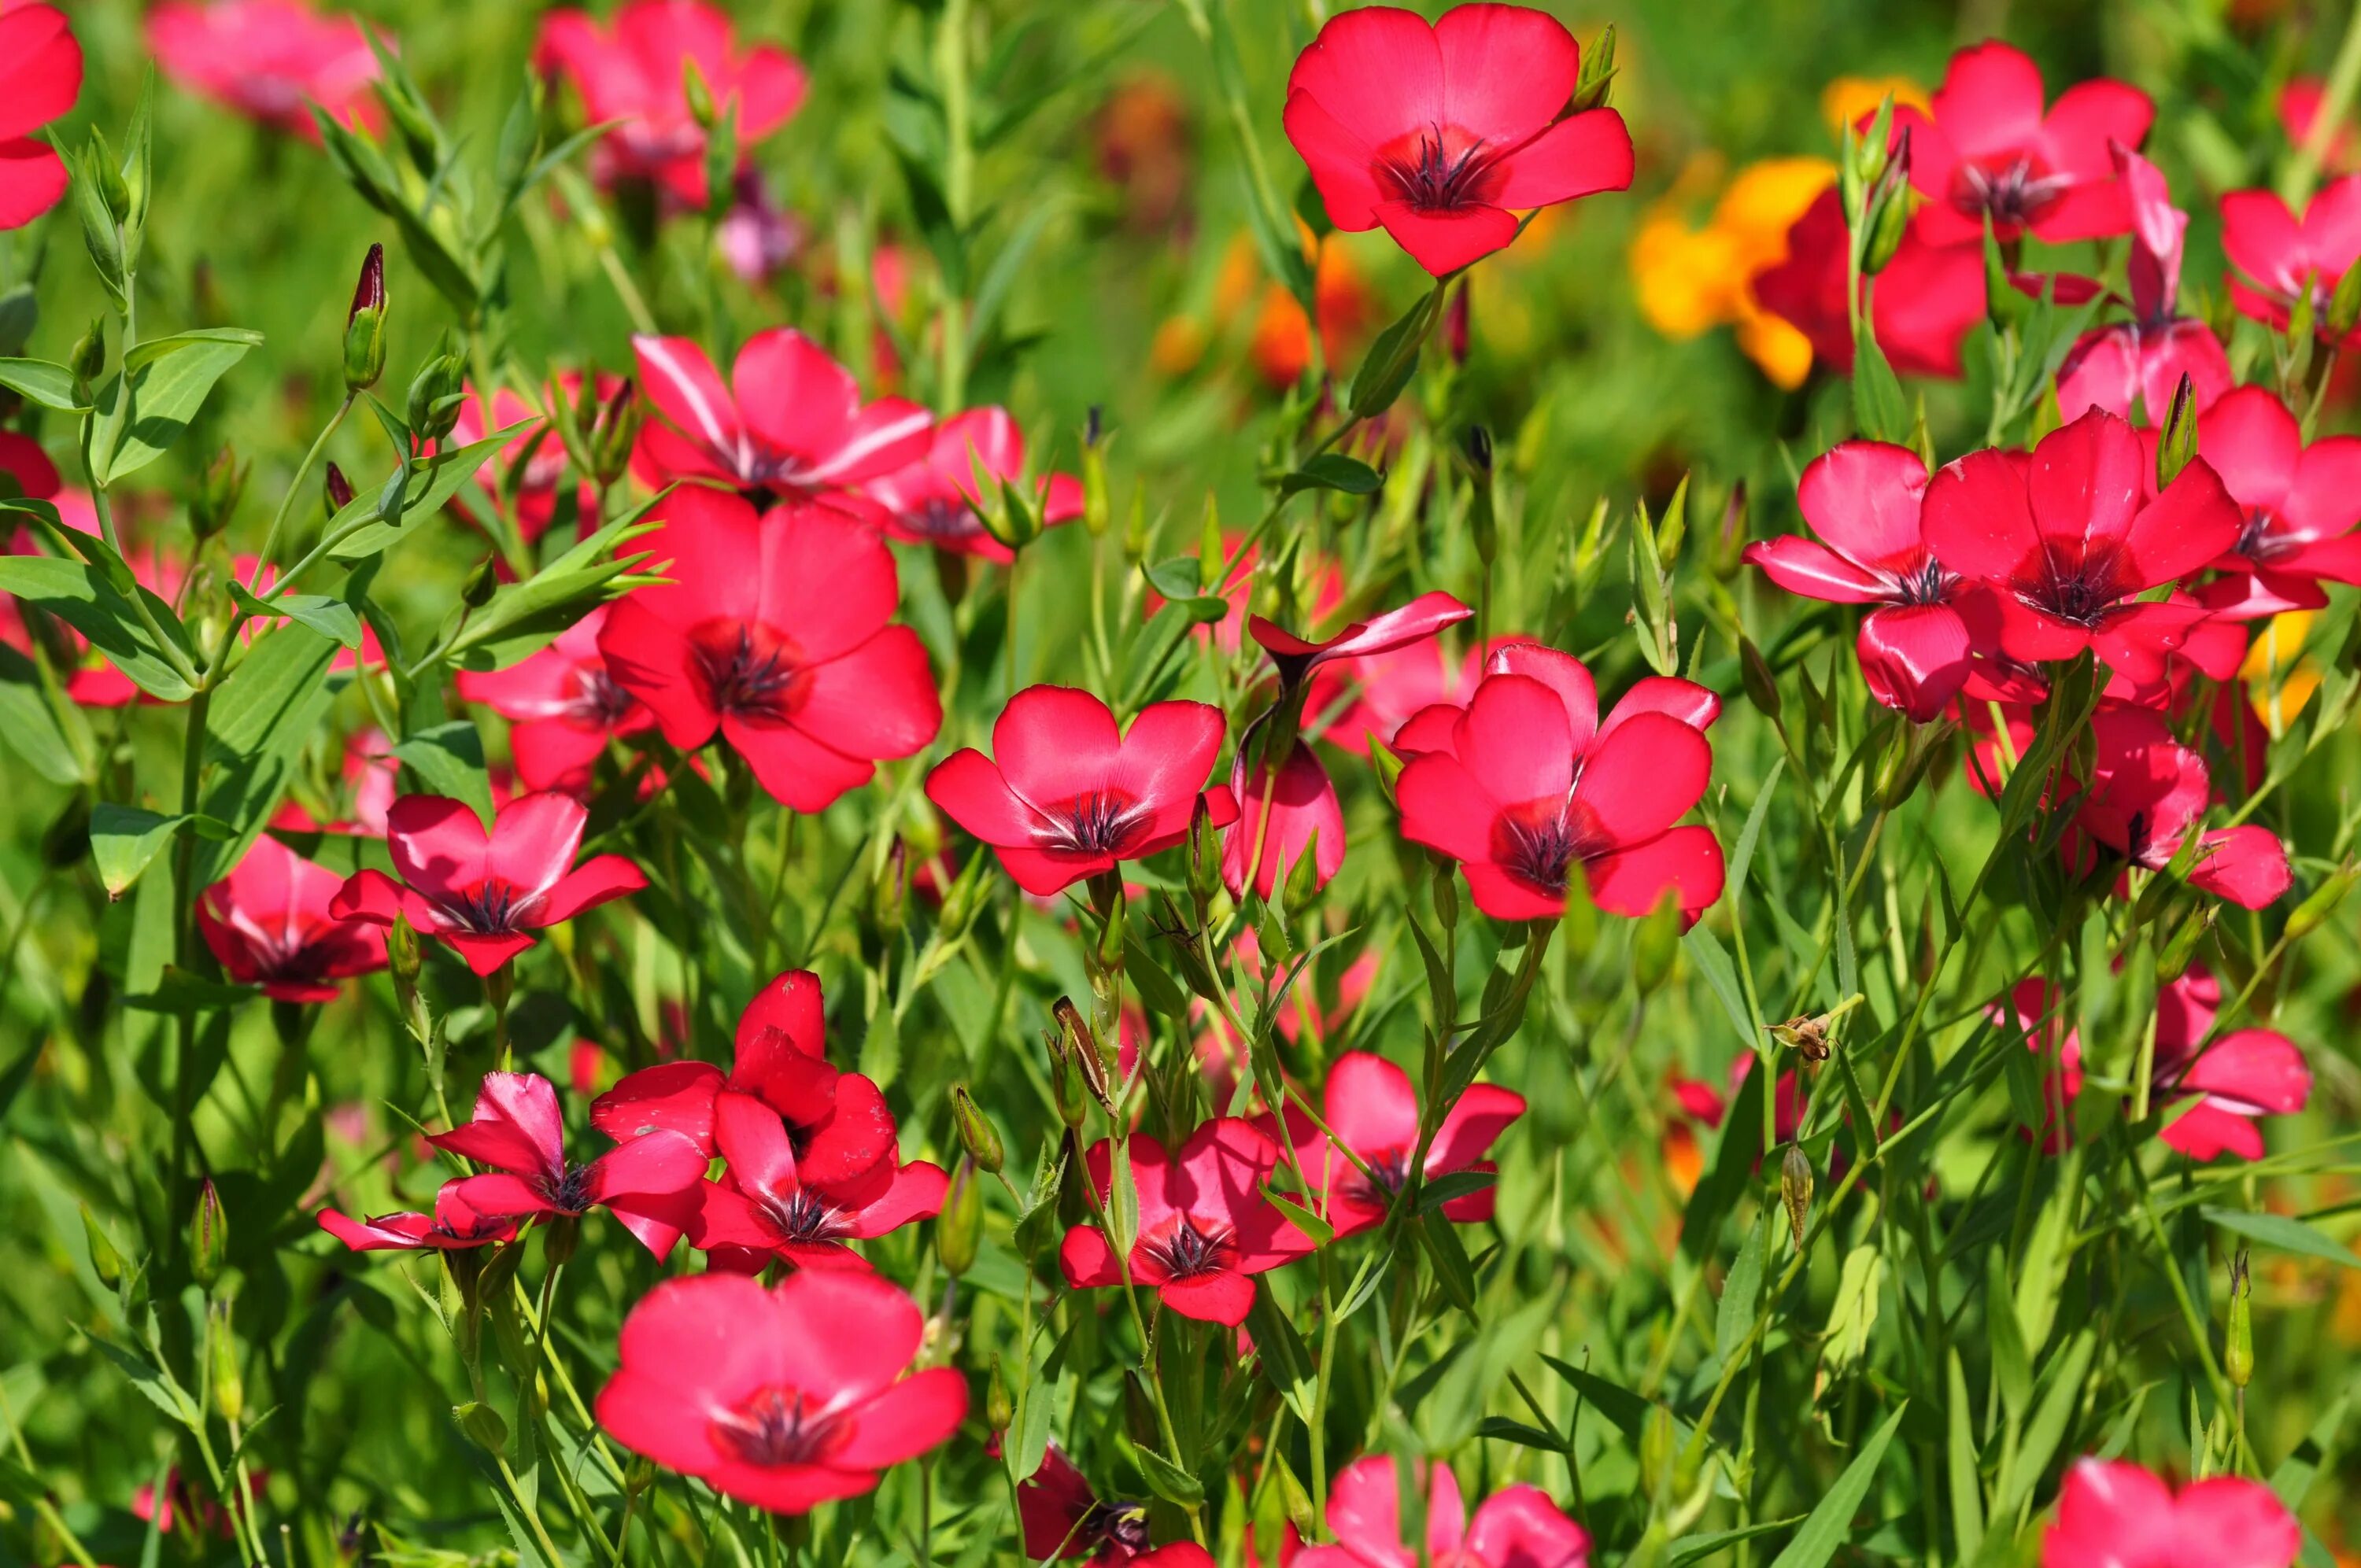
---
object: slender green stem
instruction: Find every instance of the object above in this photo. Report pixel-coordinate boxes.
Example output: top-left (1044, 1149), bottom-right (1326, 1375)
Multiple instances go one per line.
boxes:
top-left (248, 393), bottom-right (354, 592)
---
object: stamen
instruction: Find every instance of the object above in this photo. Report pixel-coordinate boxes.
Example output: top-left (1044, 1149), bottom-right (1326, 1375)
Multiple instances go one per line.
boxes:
top-left (709, 1388), bottom-right (850, 1467)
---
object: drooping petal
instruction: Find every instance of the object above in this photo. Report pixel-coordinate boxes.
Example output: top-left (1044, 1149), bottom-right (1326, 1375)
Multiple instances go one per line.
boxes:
top-left (1857, 603), bottom-right (1974, 722)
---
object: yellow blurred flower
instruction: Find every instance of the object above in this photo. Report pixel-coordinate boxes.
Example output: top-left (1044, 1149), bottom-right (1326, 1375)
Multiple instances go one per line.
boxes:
top-left (1629, 156), bottom-right (1834, 388)
top-left (2242, 611), bottom-right (2322, 733)
top-left (1821, 75), bottom-right (1931, 138)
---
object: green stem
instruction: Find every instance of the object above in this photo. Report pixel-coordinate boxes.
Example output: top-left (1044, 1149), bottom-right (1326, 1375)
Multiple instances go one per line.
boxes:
top-left (2285, 0), bottom-right (2361, 206)
top-left (248, 393), bottom-right (354, 591)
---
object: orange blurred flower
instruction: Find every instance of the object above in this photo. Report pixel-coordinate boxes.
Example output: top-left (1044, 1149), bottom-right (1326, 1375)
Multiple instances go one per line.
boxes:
top-left (1630, 156), bottom-right (1834, 388)
top-left (1820, 75), bottom-right (1931, 137)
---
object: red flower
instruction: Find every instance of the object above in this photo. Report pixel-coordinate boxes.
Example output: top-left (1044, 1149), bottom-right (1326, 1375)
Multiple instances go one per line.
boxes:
top-left (1752, 188), bottom-right (1988, 381)
top-left (2056, 145), bottom-right (2232, 422)
top-left (535, 0), bottom-right (807, 208)
top-left (197, 834), bottom-right (389, 1003)
top-left (863, 408), bottom-right (1084, 563)
top-left (1247, 591), bottom-right (1473, 692)
top-left (1747, 440), bottom-right (1995, 721)
top-left (2156, 386), bottom-right (2361, 618)
top-left (1058, 1118), bottom-right (1313, 1326)
top-left (2076, 705), bottom-right (2292, 909)
top-left (318, 1186), bottom-right (516, 1252)
top-left (147, 0), bottom-right (380, 141)
top-left (2040, 1458), bottom-right (2298, 1568)
top-left (1395, 645), bottom-right (1724, 921)
top-left (926, 685), bottom-right (1239, 897)
top-left (330, 791), bottom-right (648, 974)
top-left (1294, 1456), bottom-right (1590, 1568)
top-left (0, 5), bottom-right (77, 230)
top-left (1282, 4), bottom-right (1632, 276)
top-left (597, 488), bottom-right (941, 810)
top-left (1011, 1444), bottom-right (1149, 1566)
top-left (1893, 42), bottom-right (2152, 248)
top-left (631, 330), bottom-right (931, 501)
top-left (1921, 409), bottom-right (2240, 689)
top-left (687, 1090), bottom-right (949, 1271)
top-left (446, 375), bottom-right (621, 548)
top-left (456, 607), bottom-right (653, 795)
top-left (428, 1071), bottom-right (707, 1256)
top-left (2148, 968), bottom-right (2311, 1161)
top-left (1261, 1052), bottom-right (1522, 1239)
top-left (595, 1268), bottom-right (967, 1513)
top-left (2222, 174), bottom-right (2361, 345)
top-left (593, 970), bottom-right (844, 1156)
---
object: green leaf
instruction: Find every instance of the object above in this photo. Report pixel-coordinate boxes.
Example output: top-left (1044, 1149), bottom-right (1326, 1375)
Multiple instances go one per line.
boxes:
top-left (1265, 1186), bottom-right (1336, 1249)
top-left (1133, 1444), bottom-right (1206, 1507)
top-left (1948, 1350), bottom-right (1986, 1562)
top-left (1277, 454), bottom-right (1383, 498)
top-left (443, 519), bottom-right (659, 670)
top-left (325, 424), bottom-right (532, 561)
top-left (0, 1037), bottom-right (42, 1130)
top-left (394, 721), bottom-right (494, 821)
top-left (227, 581), bottom-right (364, 648)
top-left (1715, 1210), bottom-right (1767, 1366)
top-left (91, 330), bottom-right (259, 481)
top-left (1418, 1210), bottom-right (1479, 1314)
top-left (1997, 1332), bottom-right (2094, 1515)
top-left (90, 803), bottom-right (216, 898)
top-left (124, 965), bottom-right (261, 1013)
top-left (1415, 1170), bottom-right (1496, 1215)
top-left (0, 554), bottom-right (194, 702)
top-left (1244, 1283), bottom-right (1319, 1423)
top-left (0, 641), bottom-right (87, 784)
top-left (1683, 924), bottom-right (1755, 1053)
top-left (1347, 288), bottom-right (1437, 419)
top-left (1766, 1402), bottom-right (1907, 1568)
top-left (0, 357), bottom-right (85, 411)
top-left (1671, 1519), bottom-right (1808, 1566)
top-left (2202, 1207), bottom-right (2361, 1269)
top-left (1124, 939), bottom-right (1191, 1020)
top-left (1850, 334), bottom-right (1910, 443)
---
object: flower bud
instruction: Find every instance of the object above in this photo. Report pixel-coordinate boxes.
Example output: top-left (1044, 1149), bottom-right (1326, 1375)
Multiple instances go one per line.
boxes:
top-left (454, 1400), bottom-right (509, 1455)
top-left (682, 57), bottom-right (718, 131)
top-left (193, 446), bottom-right (247, 540)
top-left (343, 243), bottom-right (388, 392)
top-left (1860, 127), bottom-right (1913, 275)
top-left (2155, 373), bottom-right (2198, 491)
top-left (83, 1205), bottom-right (124, 1289)
top-left (1186, 795), bottom-right (1223, 915)
top-left (1709, 479), bottom-right (1750, 580)
top-left (591, 378), bottom-right (642, 488)
top-left (937, 1158), bottom-right (982, 1278)
top-left (68, 318), bottom-right (105, 400)
top-left (1432, 856), bottom-right (1460, 933)
top-left (1739, 636), bottom-right (1780, 720)
top-left (190, 1177), bottom-right (227, 1289)
top-left (1632, 891), bottom-right (1682, 992)
top-left (463, 555), bottom-right (500, 610)
top-left (2331, 262), bottom-right (2361, 343)
top-left (937, 849), bottom-right (992, 942)
top-left (1081, 407), bottom-right (1112, 537)
top-left (1464, 425), bottom-right (1498, 566)
top-left (1779, 1142), bottom-right (1813, 1252)
top-left (986, 1355), bottom-right (1014, 1432)
top-left (1052, 995), bottom-right (1114, 1116)
top-left (1570, 24), bottom-right (1616, 113)
top-left (2285, 861), bottom-right (2358, 942)
top-left (950, 1084), bottom-right (1004, 1175)
top-left (407, 350), bottom-right (469, 444)
top-left (1444, 283), bottom-right (1472, 364)
top-left (1047, 1024), bottom-right (1089, 1131)
top-left (2226, 1248), bottom-right (2253, 1389)
top-left (210, 1304), bottom-right (244, 1425)
top-left (1639, 1402), bottom-right (1677, 1502)
top-left (872, 838), bottom-right (910, 941)
top-left (324, 462), bottom-right (356, 517)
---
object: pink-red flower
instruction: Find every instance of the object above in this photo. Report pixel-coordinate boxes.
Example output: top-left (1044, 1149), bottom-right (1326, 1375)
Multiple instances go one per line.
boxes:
top-left (1295, 1456), bottom-right (1590, 1568)
top-left (2148, 968), bottom-right (2311, 1160)
top-left (317, 1186), bottom-right (516, 1252)
top-left (686, 1090), bottom-right (948, 1271)
top-left (2056, 145), bottom-right (2233, 422)
top-left (2076, 705), bottom-right (2292, 909)
top-left (197, 834), bottom-right (388, 1003)
top-left (330, 791), bottom-right (648, 974)
top-left (2222, 174), bottom-right (2361, 345)
top-left (428, 1071), bottom-right (707, 1256)
top-left (456, 607), bottom-right (653, 795)
top-left (535, 0), bottom-right (807, 208)
top-left (147, 0), bottom-right (380, 141)
top-left (597, 487), bottom-right (941, 811)
top-left (1922, 409), bottom-right (2240, 689)
top-left (1262, 1053), bottom-right (1523, 1238)
top-left (1893, 41), bottom-right (2152, 248)
top-left (1282, 4), bottom-right (1633, 276)
top-left (2040, 1458), bottom-right (2298, 1568)
top-left (1059, 1118), bottom-right (1313, 1326)
top-left (1752, 188), bottom-right (1988, 380)
top-left (0, 5), bottom-right (77, 230)
top-left (1395, 644), bottom-right (1724, 921)
top-left (863, 408), bottom-right (1083, 563)
top-left (595, 1268), bottom-right (967, 1513)
top-left (446, 375), bottom-right (621, 548)
top-left (631, 330), bottom-right (931, 503)
top-left (2158, 386), bottom-right (2361, 618)
top-left (927, 685), bottom-right (1239, 897)
top-left (1011, 1445), bottom-right (1149, 1566)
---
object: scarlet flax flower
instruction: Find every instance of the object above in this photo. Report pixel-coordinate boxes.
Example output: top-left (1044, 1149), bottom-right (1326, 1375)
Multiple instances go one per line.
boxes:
top-left (863, 408), bottom-right (1084, 563)
top-left (1892, 41), bottom-right (2152, 248)
top-left (456, 607), bottom-right (654, 795)
top-left (926, 685), bottom-right (1239, 897)
top-left (330, 791), bottom-right (648, 974)
top-left (1751, 187), bottom-right (1988, 379)
top-left (0, 5), bottom-right (79, 230)
top-left (535, 0), bottom-right (807, 208)
top-left (2056, 145), bottom-right (2232, 422)
top-left (197, 834), bottom-right (389, 1002)
top-left (1395, 646), bottom-right (1724, 921)
top-left (429, 1071), bottom-right (707, 1256)
top-left (2076, 705), bottom-right (2292, 909)
top-left (597, 487), bottom-right (941, 811)
top-left (2161, 386), bottom-right (2361, 619)
top-left (595, 1268), bottom-right (967, 1513)
top-left (1059, 1118), bottom-right (1313, 1326)
top-left (318, 1186), bottom-right (516, 1252)
top-left (1294, 1456), bottom-right (1590, 1568)
top-left (147, 0), bottom-right (381, 140)
top-left (2221, 174), bottom-right (2361, 345)
top-left (1283, 4), bottom-right (1633, 276)
top-left (631, 329), bottom-right (931, 504)
top-left (1011, 1444), bottom-right (1149, 1566)
top-left (2039, 1457), bottom-right (2298, 1568)
top-left (445, 374), bottom-right (622, 548)
top-left (594, 970), bottom-right (857, 1160)
top-left (687, 1090), bottom-right (949, 1270)
top-left (1922, 409), bottom-right (2239, 689)
top-left (1262, 1053), bottom-right (1523, 1238)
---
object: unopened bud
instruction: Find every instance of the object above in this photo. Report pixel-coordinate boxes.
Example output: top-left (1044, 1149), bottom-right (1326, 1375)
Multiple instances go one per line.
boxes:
top-left (1281, 828), bottom-right (1325, 913)
top-left (194, 447), bottom-right (247, 540)
top-left (1047, 1025), bottom-right (1088, 1131)
top-left (937, 849), bottom-right (992, 940)
top-left (950, 1084), bottom-right (1004, 1175)
top-left (1860, 127), bottom-right (1913, 275)
top-left (1639, 1404), bottom-right (1676, 1502)
top-left (1710, 480), bottom-right (1750, 580)
top-left (1444, 284), bottom-right (1471, 364)
top-left (1432, 857), bottom-right (1460, 933)
top-left (68, 319), bottom-right (105, 397)
top-left (463, 555), bottom-right (500, 609)
top-left (1186, 795), bottom-right (1222, 913)
top-left (937, 1158), bottom-right (982, 1277)
top-left (1739, 636), bottom-right (1780, 720)
top-left (682, 57), bottom-right (718, 131)
top-left (2285, 861), bottom-right (2358, 941)
top-left (324, 462), bottom-right (356, 517)
top-left (83, 1205), bottom-right (124, 1289)
top-left (407, 351), bottom-right (469, 444)
top-left (1780, 1142), bottom-right (1813, 1252)
top-left (986, 1356), bottom-right (1014, 1432)
top-left (454, 1400), bottom-right (508, 1454)
top-left (191, 1177), bottom-right (227, 1289)
top-left (2226, 1248), bottom-right (2254, 1389)
top-left (1052, 995), bottom-right (1114, 1115)
top-left (2331, 262), bottom-right (2361, 341)
top-left (1081, 408), bottom-right (1111, 537)
top-left (343, 243), bottom-right (388, 391)
top-left (590, 378), bottom-right (641, 487)
top-left (1632, 891), bottom-right (1681, 992)
top-left (211, 1306), bottom-right (244, 1424)
top-left (873, 839), bottom-right (909, 939)
top-left (1570, 24), bottom-right (1616, 113)
top-left (2155, 373), bottom-right (2198, 490)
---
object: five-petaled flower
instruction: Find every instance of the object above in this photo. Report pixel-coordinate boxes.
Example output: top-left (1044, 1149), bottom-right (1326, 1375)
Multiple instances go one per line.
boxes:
top-left (863, 408), bottom-right (1084, 563)
top-left (330, 791), bottom-right (648, 974)
top-left (147, 0), bottom-right (381, 141)
top-left (1283, 3), bottom-right (1634, 276)
top-left (0, 5), bottom-right (79, 231)
top-left (2152, 386), bottom-right (2361, 621)
top-left (1059, 1118), bottom-right (1313, 1326)
top-left (927, 685), bottom-right (1240, 897)
top-left (686, 1090), bottom-right (948, 1271)
top-left (2220, 173), bottom-right (2361, 346)
top-left (597, 487), bottom-right (942, 811)
top-left (1010, 1445), bottom-right (1151, 1567)
top-left (1261, 1052), bottom-right (1523, 1239)
top-left (2039, 1457), bottom-right (2298, 1568)
top-left (2056, 145), bottom-right (2233, 422)
top-left (1751, 186), bottom-right (1989, 380)
top-left (198, 834), bottom-right (389, 1002)
top-left (1294, 1455), bottom-right (1591, 1568)
top-left (2074, 705), bottom-right (2292, 910)
top-left (457, 607), bottom-right (654, 796)
top-left (595, 1267), bottom-right (967, 1514)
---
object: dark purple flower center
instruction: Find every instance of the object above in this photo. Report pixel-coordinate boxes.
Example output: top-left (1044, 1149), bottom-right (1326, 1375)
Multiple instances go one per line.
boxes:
top-left (710, 1387), bottom-right (852, 1468)
top-left (2236, 506), bottom-right (2292, 563)
top-left (1493, 801), bottom-right (1583, 895)
top-left (1034, 788), bottom-right (1155, 858)
top-left (444, 879), bottom-right (532, 935)
top-left (1140, 1216), bottom-right (1235, 1280)
top-left (2023, 548), bottom-right (2130, 629)
top-left (691, 622), bottom-right (810, 720)
top-left (1890, 558), bottom-right (1956, 607)
top-left (567, 665), bottom-right (640, 728)
top-left (1081, 1504), bottom-right (1151, 1555)
top-left (1952, 155), bottom-right (2070, 227)
top-left (903, 496), bottom-right (984, 542)
top-left (540, 1162), bottom-right (597, 1216)
top-left (757, 1185), bottom-right (854, 1245)
top-left (1342, 1149), bottom-right (1413, 1209)
top-left (1376, 125), bottom-right (1506, 212)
